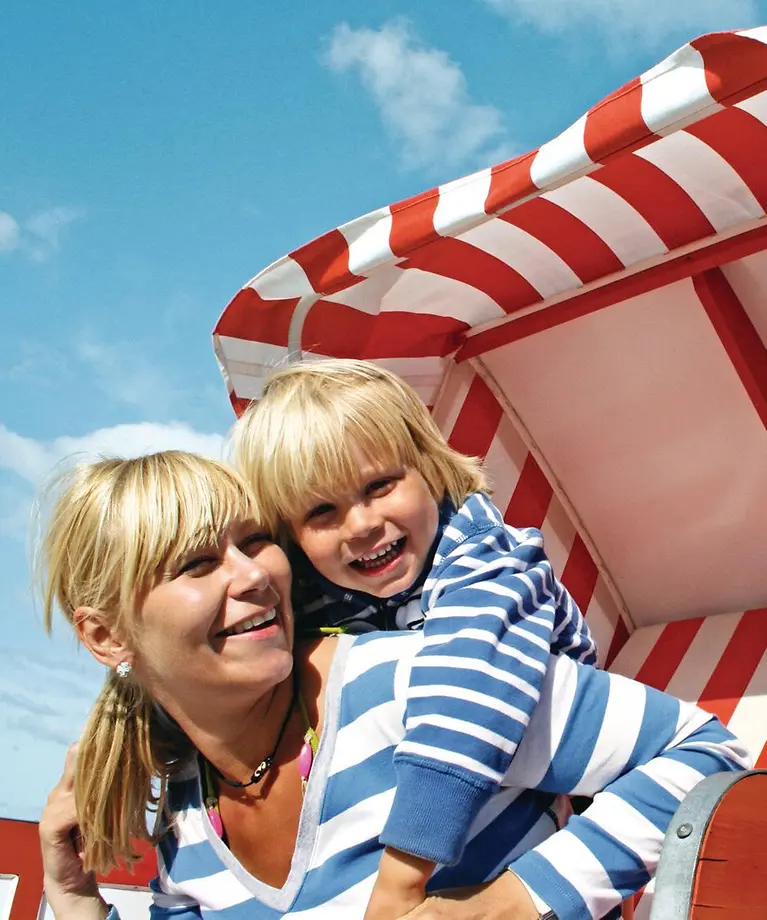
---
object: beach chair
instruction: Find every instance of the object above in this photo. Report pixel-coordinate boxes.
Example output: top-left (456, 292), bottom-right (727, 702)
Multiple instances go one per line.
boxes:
top-left (213, 26), bottom-right (767, 918)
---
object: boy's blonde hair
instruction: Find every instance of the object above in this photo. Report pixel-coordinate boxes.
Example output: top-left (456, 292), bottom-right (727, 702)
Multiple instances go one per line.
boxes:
top-left (233, 358), bottom-right (487, 527)
top-left (36, 450), bottom-right (260, 874)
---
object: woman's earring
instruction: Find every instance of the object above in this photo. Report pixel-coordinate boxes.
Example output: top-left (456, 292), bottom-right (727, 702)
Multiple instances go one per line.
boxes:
top-left (116, 661), bottom-right (132, 678)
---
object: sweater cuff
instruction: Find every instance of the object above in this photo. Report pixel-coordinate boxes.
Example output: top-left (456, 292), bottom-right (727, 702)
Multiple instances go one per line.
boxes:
top-left (511, 850), bottom-right (592, 920)
top-left (379, 759), bottom-right (493, 866)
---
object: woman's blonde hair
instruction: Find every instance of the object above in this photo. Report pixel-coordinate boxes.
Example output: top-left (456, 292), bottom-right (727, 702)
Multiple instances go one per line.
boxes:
top-left (233, 358), bottom-right (487, 528)
top-left (36, 450), bottom-right (260, 874)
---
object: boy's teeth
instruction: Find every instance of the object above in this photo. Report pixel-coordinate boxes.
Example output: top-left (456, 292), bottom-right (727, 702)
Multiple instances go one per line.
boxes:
top-left (360, 541), bottom-right (396, 562)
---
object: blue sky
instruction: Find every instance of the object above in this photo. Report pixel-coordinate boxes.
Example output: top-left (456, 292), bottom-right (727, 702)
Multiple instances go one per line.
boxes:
top-left (1, 0), bottom-right (763, 820)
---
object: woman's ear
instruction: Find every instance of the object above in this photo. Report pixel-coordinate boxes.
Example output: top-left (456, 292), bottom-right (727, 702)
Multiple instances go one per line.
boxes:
top-left (73, 607), bottom-right (132, 670)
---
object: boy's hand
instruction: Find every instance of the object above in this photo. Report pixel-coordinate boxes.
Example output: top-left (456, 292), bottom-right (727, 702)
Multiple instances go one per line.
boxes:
top-left (364, 847), bottom-right (435, 920)
top-left (403, 871), bottom-right (541, 920)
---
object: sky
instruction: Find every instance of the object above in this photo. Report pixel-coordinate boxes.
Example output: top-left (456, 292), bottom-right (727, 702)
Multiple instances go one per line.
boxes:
top-left (1, 0), bottom-right (764, 821)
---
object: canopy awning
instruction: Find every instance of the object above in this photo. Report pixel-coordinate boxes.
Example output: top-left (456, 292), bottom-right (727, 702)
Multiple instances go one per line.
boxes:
top-left (213, 27), bottom-right (767, 637)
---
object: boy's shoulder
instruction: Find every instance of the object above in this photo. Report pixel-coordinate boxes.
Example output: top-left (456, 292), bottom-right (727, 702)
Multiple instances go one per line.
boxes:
top-left (441, 492), bottom-right (542, 550)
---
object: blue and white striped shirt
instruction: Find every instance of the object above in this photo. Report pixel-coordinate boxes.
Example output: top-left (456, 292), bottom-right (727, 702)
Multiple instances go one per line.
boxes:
top-left (145, 632), bottom-right (749, 920)
top-left (295, 492), bottom-right (597, 864)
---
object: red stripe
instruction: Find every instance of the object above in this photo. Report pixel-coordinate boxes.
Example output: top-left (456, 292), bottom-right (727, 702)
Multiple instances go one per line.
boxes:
top-left (560, 534), bottom-right (600, 616)
top-left (604, 615), bottom-right (631, 669)
top-left (289, 229), bottom-right (362, 296)
top-left (687, 106), bottom-right (767, 212)
top-left (501, 198), bottom-right (624, 285)
top-left (400, 237), bottom-right (542, 315)
top-left (503, 453), bottom-right (553, 529)
top-left (485, 151), bottom-right (538, 215)
top-left (697, 608), bottom-right (767, 725)
top-left (634, 619), bottom-right (705, 692)
top-left (693, 32), bottom-right (767, 107)
top-left (584, 77), bottom-right (659, 162)
top-left (390, 189), bottom-right (441, 257)
top-left (230, 393), bottom-right (251, 418)
top-left (213, 287), bottom-right (296, 347)
top-left (447, 374), bottom-right (503, 458)
top-left (302, 300), bottom-right (467, 360)
top-left (592, 154), bottom-right (715, 251)
top-left (756, 744), bottom-right (767, 770)
top-left (458, 222), bottom-right (767, 361)
top-left (694, 268), bottom-right (767, 429)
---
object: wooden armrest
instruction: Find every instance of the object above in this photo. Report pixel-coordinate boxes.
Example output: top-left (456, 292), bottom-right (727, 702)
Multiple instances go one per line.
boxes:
top-left (650, 770), bottom-right (767, 919)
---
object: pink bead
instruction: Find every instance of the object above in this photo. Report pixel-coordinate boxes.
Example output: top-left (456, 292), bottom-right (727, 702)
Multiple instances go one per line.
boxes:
top-left (298, 740), bottom-right (314, 781)
top-left (208, 807), bottom-right (224, 838)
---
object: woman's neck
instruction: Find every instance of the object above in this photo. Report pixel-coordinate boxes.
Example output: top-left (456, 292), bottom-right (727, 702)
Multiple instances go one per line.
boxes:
top-left (160, 640), bottom-right (329, 783)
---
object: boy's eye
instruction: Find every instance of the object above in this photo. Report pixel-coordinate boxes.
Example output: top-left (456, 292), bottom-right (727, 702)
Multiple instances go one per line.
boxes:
top-left (306, 502), bottom-right (336, 522)
top-left (365, 475), bottom-right (399, 496)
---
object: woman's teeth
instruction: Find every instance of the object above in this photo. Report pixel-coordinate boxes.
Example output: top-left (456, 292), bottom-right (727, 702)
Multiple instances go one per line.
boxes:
top-left (352, 538), bottom-right (405, 570)
top-left (221, 607), bottom-right (276, 637)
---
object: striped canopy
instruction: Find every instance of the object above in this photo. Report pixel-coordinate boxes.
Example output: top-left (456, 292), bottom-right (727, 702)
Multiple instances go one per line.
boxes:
top-left (214, 27), bottom-right (767, 793)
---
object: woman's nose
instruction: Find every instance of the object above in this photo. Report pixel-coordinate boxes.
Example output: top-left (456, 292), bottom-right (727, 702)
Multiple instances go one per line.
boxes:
top-left (228, 548), bottom-right (270, 596)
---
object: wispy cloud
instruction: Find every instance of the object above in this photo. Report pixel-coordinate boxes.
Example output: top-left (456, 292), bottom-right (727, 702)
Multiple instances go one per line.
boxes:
top-left (478, 0), bottom-right (760, 47)
top-left (322, 19), bottom-right (514, 173)
top-left (0, 205), bottom-right (85, 261)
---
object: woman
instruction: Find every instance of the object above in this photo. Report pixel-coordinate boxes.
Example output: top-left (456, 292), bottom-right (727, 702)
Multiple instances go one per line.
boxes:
top-left (38, 451), bottom-right (748, 920)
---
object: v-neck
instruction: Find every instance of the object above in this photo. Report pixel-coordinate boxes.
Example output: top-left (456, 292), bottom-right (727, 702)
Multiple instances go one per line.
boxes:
top-left (195, 636), bottom-right (351, 912)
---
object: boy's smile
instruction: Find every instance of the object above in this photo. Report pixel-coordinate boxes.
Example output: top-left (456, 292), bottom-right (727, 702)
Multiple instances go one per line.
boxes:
top-left (288, 458), bottom-right (440, 599)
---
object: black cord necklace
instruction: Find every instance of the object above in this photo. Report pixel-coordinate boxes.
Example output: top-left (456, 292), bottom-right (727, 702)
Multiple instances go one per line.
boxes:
top-left (211, 668), bottom-right (298, 789)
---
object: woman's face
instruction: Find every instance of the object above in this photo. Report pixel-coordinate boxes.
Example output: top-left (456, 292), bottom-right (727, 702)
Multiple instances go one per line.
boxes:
top-left (131, 519), bottom-right (294, 715)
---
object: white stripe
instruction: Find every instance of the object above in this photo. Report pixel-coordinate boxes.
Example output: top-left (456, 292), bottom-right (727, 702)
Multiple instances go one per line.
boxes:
top-left (342, 634), bottom-right (411, 685)
top-left (249, 254), bottom-right (315, 300)
top-left (338, 206), bottom-right (395, 277)
top-left (459, 218), bottom-right (583, 296)
top-left (609, 623), bottom-right (665, 678)
top-left (166, 868), bottom-right (254, 911)
top-left (665, 612), bottom-right (741, 702)
top-left (314, 789), bottom-right (395, 865)
top-left (408, 683), bottom-right (529, 724)
top-left (636, 131), bottom-right (764, 231)
top-left (727, 648), bottom-right (767, 763)
top-left (432, 362), bottom-right (475, 440)
top-left (543, 176), bottom-right (666, 267)
top-left (531, 114), bottom-right (593, 190)
top-left (395, 739), bottom-right (503, 782)
top-left (422, 606), bottom-right (552, 653)
top-left (412, 654), bottom-right (539, 699)
top-left (329, 700), bottom-right (404, 775)
top-left (636, 757), bottom-right (705, 804)
top-left (481, 416), bottom-right (528, 514)
top-left (738, 25), bottom-right (767, 44)
top-left (539, 497), bottom-right (577, 579)
top-left (736, 87), bottom-right (767, 126)
top-left (574, 677), bottom-right (647, 794)
top-left (640, 43), bottom-right (720, 136)
top-left (172, 805), bottom-right (209, 846)
top-left (504, 655), bottom-right (578, 789)
top-left (521, 828), bottom-right (622, 920)
top-left (288, 873), bottom-right (378, 920)
top-left (434, 168), bottom-right (493, 236)
top-left (406, 712), bottom-right (523, 756)
top-left (580, 790), bottom-right (659, 869)
top-left (421, 627), bottom-right (548, 673)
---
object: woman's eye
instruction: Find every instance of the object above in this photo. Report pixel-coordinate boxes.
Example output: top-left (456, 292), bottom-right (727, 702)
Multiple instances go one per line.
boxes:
top-left (241, 533), bottom-right (271, 554)
top-left (306, 503), bottom-right (335, 522)
top-left (176, 555), bottom-right (217, 577)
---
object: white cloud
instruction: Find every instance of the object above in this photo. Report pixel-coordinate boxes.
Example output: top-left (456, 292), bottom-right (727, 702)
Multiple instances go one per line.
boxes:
top-left (0, 421), bottom-right (227, 488)
top-left (479, 0), bottom-right (760, 46)
top-left (322, 19), bottom-right (514, 172)
top-left (0, 205), bottom-right (84, 261)
top-left (0, 212), bottom-right (21, 252)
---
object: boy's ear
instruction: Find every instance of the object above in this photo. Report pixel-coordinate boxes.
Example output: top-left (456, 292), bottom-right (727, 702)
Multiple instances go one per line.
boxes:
top-left (73, 606), bottom-right (132, 670)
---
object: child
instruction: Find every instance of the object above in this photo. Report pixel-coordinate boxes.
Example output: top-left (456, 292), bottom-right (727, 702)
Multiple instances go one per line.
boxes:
top-left (233, 358), bottom-right (598, 920)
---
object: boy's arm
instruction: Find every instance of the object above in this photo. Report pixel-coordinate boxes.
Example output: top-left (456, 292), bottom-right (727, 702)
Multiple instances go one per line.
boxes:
top-left (380, 497), bottom-right (593, 866)
top-left (505, 656), bottom-right (751, 920)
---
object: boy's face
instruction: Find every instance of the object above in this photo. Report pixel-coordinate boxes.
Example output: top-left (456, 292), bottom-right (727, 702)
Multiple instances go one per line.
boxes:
top-left (288, 456), bottom-right (440, 599)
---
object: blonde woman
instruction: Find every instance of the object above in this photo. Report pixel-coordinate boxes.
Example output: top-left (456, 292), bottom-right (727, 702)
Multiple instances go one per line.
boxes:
top-left (38, 451), bottom-right (748, 920)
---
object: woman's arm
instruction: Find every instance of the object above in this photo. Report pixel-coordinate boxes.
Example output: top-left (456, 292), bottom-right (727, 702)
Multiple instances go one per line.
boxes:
top-left (40, 747), bottom-right (200, 920)
top-left (505, 656), bottom-right (751, 920)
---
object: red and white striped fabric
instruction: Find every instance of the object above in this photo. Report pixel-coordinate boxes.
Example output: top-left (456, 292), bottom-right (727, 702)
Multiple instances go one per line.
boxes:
top-left (213, 24), bottom-right (767, 810)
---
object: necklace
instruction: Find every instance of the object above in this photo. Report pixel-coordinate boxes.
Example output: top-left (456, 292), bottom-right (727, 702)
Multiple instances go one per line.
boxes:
top-left (202, 668), bottom-right (320, 839)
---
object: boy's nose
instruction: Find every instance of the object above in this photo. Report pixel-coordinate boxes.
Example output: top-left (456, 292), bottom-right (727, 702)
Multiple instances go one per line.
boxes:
top-left (344, 503), bottom-right (383, 540)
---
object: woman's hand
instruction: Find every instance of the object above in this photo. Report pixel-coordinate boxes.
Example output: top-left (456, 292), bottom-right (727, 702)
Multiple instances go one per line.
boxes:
top-left (39, 745), bottom-right (110, 920)
top-left (401, 870), bottom-right (542, 920)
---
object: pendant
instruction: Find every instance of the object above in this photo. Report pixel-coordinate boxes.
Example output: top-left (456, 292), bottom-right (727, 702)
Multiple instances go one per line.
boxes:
top-left (207, 806), bottom-right (224, 838)
top-left (298, 732), bottom-right (314, 794)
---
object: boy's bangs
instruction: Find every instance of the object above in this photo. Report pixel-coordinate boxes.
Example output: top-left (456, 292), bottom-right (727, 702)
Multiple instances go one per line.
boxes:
top-left (268, 407), bottom-right (415, 521)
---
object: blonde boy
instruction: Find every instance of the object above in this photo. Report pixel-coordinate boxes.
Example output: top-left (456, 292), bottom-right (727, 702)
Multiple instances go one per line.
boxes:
top-left (234, 359), bottom-right (596, 920)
